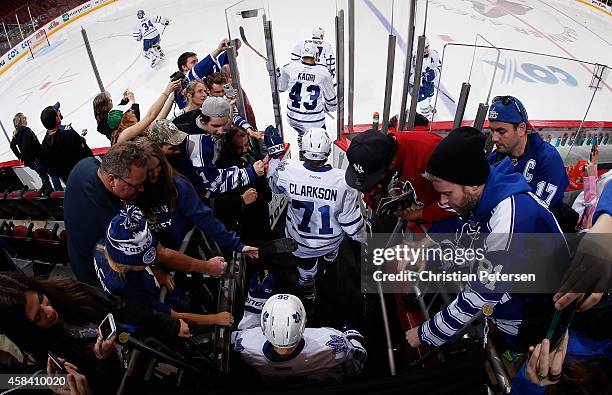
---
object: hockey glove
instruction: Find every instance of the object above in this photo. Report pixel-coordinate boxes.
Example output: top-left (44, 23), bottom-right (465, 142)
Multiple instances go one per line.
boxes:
top-left (265, 125), bottom-right (284, 159)
top-left (423, 68), bottom-right (436, 83)
top-left (245, 271), bottom-right (275, 313)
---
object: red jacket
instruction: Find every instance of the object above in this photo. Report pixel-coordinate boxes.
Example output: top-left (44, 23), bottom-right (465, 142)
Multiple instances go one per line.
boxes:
top-left (367, 131), bottom-right (456, 230)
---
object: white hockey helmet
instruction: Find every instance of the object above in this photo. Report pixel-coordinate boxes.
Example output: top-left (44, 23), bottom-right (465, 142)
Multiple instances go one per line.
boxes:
top-left (302, 128), bottom-right (332, 161)
top-left (137, 10), bottom-right (145, 19)
top-left (301, 41), bottom-right (318, 59)
top-left (260, 294), bottom-right (306, 348)
top-left (312, 27), bottom-right (325, 39)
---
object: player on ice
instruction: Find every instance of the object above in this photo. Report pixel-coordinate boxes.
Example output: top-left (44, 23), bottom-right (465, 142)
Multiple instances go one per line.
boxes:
top-left (133, 9), bottom-right (170, 68)
top-left (278, 41), bottom-right (336, 153)
top-left (265, 126), bottom-right (366, 312)
top-left (231, 273), bottom-right (367, 384)
top-left (291, 27), bottom-right (336, 79)
top-left (410, 37), bottom-right (441, 119)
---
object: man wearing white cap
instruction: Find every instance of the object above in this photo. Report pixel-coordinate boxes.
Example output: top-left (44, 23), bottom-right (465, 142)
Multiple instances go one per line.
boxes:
top-left (290, 27), bottom-right (336, 78)
top-left (176, 97), bottom-right (265, 196)
top-left (231, 273), bottom-right (366, 384)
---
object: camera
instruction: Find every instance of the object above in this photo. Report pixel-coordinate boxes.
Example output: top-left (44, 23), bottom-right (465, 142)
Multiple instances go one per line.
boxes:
top-left (170, 71), bottom-right (188, 93)
top-left (170, 71), bottom-right (185, 82)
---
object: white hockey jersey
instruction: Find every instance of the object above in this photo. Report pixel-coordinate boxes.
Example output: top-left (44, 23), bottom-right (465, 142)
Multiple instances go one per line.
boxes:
top-left (232, 311), bottom-right (367, 384)
top-left (268, 158), bottom-right (366, 259)
top-left (133, 16), bottom-right (168, 41)
top-left (410, 49), bottom-right (441, 100)
top-left (278, 61), bottom-right (337, 132)
top-left (291, 38), bottom-right (336, 78)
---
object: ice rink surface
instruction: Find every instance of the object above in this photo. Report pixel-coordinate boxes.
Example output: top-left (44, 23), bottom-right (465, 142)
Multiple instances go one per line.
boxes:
top-left (0, 0), bottom-right (610, 163)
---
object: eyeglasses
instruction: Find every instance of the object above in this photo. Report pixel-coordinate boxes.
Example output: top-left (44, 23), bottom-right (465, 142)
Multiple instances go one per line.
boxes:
top-left (492, 96), bottom-right (526, 123)
top-left (112, 174), bottom-right (144, 191)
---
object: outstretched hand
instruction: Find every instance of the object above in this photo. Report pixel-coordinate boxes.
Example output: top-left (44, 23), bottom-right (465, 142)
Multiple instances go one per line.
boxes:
top-left (525, 334), bottom-right (568, 386)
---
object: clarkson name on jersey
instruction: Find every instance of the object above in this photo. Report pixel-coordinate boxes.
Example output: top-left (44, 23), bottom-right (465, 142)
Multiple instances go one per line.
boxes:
top-left (290, 183), bottom-right (338, 201)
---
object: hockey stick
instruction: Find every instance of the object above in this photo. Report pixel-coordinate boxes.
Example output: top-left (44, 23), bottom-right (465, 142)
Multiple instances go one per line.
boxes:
top-left (437, 87), bottom-right (456, 103)
top-left (239, 26), bottom-right (267, 61)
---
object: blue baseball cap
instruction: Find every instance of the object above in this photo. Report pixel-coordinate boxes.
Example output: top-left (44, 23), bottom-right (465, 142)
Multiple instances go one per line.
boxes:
top-left (488, 96), bottom-right (534, 130)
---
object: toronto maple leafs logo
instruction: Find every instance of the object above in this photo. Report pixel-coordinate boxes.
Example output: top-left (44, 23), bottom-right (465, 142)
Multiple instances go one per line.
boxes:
top-left (353, 163), bottom-right (364, 174)
top-left (234, 337), bottom-right (245, 353)
top-left (292, 312), bottom-right (301, 323)
top-left (455, 220), bottom-right (481, 249)
top-left (325, 335), bottom-right (348, 355)
top-left (143, 247), bottom-right (156, 264)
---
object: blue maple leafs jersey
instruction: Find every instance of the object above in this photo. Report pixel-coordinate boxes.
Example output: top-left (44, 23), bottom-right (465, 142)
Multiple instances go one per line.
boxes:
top-left (488, 132), bottom-right (569, 208)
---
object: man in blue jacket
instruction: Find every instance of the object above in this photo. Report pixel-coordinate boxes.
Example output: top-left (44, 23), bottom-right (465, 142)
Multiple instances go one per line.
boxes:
top-left (175, 38), bottom-right (238, 109)
top-left (183, 97), bottom-right (265, 197)
top-left (487, 95), bottom-right (569, 210)
top-left (405, 127), bottom-right (570, 350)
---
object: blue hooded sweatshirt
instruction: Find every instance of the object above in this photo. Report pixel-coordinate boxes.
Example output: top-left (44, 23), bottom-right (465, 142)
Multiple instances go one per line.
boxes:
top-left (419, 158), bottom-right (570, 348)
top-left (148, 175), bottom-right (244, 252)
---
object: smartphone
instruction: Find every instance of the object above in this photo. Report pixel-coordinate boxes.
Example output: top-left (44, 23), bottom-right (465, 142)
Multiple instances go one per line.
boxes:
top-left (48, 351), bottom-right (67, 374)
top-left (99, 313), bottom-right (117, 341)
top-left (223, 83), bottom-right (237, 99)
top-left (545, 299), bottom-right (578, 351)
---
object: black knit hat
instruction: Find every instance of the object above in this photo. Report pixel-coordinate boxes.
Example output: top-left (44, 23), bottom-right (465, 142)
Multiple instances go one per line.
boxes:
top-left (426, 126), bottom-right (489, 186)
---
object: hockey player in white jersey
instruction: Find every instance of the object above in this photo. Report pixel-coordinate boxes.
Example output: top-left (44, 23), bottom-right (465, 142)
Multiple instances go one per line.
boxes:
top-left (133, 10), bottom-right (170, 68)
top-left (278, 41), bottom-right (337, 152)
top-left (291, 27), bottom-right (336, 79)
top-left (410, 37), bottom-right (441, 119)
top-left (265, 126), bottom-right (366, 309)
top-left (232, 282), bottom-right (367, 385)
